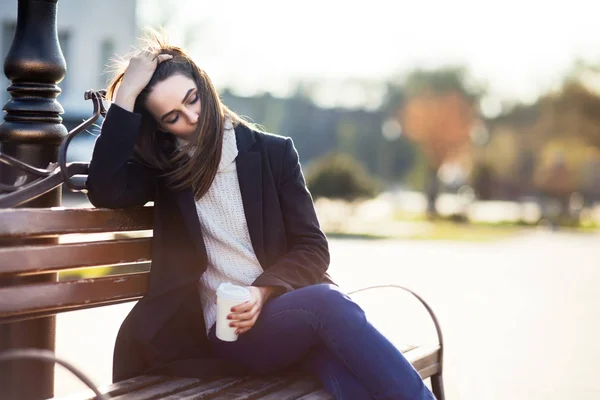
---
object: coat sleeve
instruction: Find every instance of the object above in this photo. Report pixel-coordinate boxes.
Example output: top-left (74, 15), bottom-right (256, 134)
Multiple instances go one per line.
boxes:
top-left (86, 104), bottom-right (156, 209)
top-left (252, 137), bottom-right (330, 292)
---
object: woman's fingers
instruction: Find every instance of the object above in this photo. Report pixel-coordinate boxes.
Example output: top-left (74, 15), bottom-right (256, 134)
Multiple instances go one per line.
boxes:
top-left (139, 50), bottom-right (155, 60)
top-left (230, 298), bottom-right (255, 313)
top-left (137, 50), bottom-right (171, 63)
top-left (229, 304), bottom-right (259, 322)
top-left (231, 315), bottom-right (258, 329)
top-left (232, 313), bottom-right (259, 334)
top-left (237, 325), bottom-right (254, 335)
top-left (156, 54), bottom-right (173, 63)
top-left (228, 299), bottom-right (256, 318)
top-left (228, 301), bottom-right (261, 334)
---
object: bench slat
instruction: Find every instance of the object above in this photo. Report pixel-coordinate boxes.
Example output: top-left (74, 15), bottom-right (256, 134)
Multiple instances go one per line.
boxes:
top-left (110, 376), bottom-right (315, 400)
top-left (211, 376), bottom-right (291, 399)
top-left (58, 376), bottom-right (172, 400)
top-left (403, 345), bottom-right (442, 378)
top-left (110, 378), bottom-right (204, 400)
top-left (0, 207), bottom-right (152, 238)
top-left (418, 363), bottom-right (442, 380)
top-left (256, 378), bottom-right (323, 400)
top-left (396, 343), bottom-right (418, 353)
top-left (97, 376), bottom-right (172, 399)
top-left (295, 389), bottom-right (332, 400)
top-left (160, 377), bottom-right (251, 399)
top-left (0, 238), bottom-right (152, 276)
top-left (0, 272), bottom-right (148, 321)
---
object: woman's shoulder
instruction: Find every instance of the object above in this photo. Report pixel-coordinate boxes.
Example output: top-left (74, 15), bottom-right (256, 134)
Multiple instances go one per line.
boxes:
top-left (235, 123), bottom-right (292, 154)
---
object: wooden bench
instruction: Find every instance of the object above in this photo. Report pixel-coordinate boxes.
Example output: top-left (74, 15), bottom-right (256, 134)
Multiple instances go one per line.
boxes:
top-left (0, 206), bottom-right (445, 399)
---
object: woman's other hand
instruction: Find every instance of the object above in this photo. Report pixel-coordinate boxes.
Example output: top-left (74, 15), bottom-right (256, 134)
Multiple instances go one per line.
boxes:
top-left (114, 51), bottom-right (172, 112)
top-left (228, 286), bottom-right (278, 335)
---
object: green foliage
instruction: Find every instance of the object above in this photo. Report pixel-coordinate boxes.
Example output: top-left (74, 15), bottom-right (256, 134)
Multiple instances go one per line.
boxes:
top-left (306, 153), bottom-right (380, 201)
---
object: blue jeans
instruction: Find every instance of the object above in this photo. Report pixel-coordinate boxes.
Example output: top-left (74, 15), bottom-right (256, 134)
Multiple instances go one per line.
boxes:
top-left (208, 284), bottom-right (436, 400)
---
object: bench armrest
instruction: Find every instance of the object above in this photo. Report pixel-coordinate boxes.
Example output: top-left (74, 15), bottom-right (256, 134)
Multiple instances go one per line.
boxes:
top-left (347, 284), bottom-right (444, 367)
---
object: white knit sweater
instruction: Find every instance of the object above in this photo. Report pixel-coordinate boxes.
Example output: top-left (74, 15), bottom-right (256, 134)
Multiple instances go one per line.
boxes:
top-left (179, 119), bottom-right (263, 332)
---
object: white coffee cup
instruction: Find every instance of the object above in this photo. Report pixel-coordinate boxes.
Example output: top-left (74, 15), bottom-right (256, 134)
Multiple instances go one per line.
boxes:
top-left (216, 283), bottom-right (252, 342)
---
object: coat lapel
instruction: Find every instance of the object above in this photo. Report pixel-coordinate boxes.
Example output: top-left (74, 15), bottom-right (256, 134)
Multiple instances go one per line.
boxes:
top-left (175, 187), bottom-right (208, 267)
top-left (235, 125), bottom-right (266, 267)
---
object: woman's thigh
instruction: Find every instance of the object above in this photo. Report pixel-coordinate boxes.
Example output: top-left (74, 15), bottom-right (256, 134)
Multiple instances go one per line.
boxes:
top-left (208, 283), bottom-right (352, 374)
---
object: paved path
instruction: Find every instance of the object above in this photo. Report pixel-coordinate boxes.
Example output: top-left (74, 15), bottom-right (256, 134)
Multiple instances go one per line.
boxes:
top-left (55, 232), bottom-right (600, 399)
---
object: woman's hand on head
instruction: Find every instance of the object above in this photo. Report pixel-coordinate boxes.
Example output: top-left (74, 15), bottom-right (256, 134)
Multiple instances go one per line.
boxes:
top-left (114, 51), bottom-right (173, 112)
top-left (228, 286), bottom-right (279, 335)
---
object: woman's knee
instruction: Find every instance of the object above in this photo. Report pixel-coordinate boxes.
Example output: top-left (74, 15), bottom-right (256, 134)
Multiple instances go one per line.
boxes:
top-left (300, 284), bottom-right (345, 304)
top-left (298, 284), bottom-right (364, 318)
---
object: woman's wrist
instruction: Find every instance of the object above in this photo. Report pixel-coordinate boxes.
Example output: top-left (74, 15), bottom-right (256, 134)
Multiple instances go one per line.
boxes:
top-left (113, 86), bottom-right (141, 112)
top-left (256, 286), bottom-right (279, 302)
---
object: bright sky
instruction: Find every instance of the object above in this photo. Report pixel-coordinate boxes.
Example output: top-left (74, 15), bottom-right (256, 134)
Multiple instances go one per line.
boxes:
top-left (139, 0), bottom-right (600, 109)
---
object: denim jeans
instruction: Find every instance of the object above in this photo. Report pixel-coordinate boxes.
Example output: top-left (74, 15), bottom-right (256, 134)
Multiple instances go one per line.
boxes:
top-left (208, 284), bottom-right (436, 400)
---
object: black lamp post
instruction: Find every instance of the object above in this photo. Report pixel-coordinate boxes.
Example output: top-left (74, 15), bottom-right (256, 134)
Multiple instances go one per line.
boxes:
top-left (0, 0), bottom-right (67, 398)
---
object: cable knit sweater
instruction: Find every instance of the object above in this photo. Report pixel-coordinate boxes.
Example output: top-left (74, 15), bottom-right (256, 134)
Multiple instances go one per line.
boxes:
top-left (178, 119), bottom-right (264, 332)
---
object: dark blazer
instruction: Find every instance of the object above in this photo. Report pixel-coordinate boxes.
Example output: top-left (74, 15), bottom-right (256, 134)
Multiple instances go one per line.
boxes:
top-left (86, 104), bottom-right (332, 382)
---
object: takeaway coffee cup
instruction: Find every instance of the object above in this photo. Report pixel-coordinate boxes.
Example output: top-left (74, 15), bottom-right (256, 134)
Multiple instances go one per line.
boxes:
top-left (216, 283), bottom-right (252, 342)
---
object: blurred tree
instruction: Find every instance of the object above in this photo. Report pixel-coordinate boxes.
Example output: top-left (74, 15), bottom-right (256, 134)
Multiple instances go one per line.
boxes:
top-left (306, 153), bottom-right (379, 201)
top-left (581, 147), bottom-right (600, 202)
top-left (471, 163), bottom-right (495, 200)
top-left (390, 67), bottom-right (482, 216)
top-left (510, 62), bottom-right (600, 203)
top-left (405, 148), bottom-right (429, 192)
top-left (533, 80), bottom-right (600, 149)
top-left (535, 151), bottom-right (576, 223)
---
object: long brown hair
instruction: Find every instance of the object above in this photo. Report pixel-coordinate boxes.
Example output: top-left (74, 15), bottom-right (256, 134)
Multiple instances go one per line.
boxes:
top-left (106, 31), bottom-right (246, 200)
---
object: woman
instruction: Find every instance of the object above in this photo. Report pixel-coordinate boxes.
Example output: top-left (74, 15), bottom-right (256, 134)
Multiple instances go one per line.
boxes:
top-left (87, 33), bottom-right (435, 400)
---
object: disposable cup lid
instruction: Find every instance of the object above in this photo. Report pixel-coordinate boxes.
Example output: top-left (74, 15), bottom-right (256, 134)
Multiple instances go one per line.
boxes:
top-left (217, 283), bottom-right (251, 302)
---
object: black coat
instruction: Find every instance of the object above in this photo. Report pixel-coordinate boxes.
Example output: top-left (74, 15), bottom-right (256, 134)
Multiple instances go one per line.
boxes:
top-left (86, 105), bottom-right (331, 382)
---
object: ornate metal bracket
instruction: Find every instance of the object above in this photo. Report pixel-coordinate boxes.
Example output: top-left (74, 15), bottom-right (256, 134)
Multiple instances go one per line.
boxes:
top-left (0, 90), bottom-right (107, 208)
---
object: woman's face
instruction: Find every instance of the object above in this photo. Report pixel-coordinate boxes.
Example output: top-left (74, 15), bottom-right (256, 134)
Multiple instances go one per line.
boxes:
top-left (145, 74), bottom-right (201, 139)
